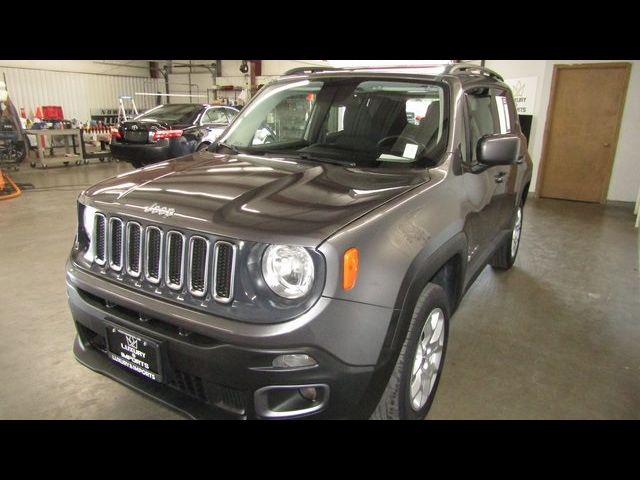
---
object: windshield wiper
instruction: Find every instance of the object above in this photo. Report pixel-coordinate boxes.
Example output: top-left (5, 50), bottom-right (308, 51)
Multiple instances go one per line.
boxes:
top-left (298, 153), bottom-right (356, 167)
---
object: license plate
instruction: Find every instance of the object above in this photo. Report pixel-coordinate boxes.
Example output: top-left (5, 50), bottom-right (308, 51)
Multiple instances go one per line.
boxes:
top-left (124, 131), bottom-right (148, 143)
top-left (105, 323), bottom-right (163, 382)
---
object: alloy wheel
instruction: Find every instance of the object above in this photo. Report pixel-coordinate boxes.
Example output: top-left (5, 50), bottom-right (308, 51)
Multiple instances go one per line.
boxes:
top-left (409, 307), bottom-right (445, 411)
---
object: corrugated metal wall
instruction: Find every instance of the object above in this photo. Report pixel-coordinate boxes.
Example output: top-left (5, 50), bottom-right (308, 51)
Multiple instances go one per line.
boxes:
top-left (0, 67), bottom-right (166, 122)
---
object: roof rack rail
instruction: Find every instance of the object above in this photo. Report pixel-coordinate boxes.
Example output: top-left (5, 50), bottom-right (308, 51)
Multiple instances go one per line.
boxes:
top-left (444, 63), bottom-right (504, 82)
top-left (284, 66), bottom-right (337, 76)
top-left (284, 64), bottom-right (452, 76)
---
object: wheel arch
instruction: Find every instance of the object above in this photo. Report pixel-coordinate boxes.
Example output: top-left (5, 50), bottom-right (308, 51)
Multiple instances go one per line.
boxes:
top-left (384, 231), bottom-right (467, 356)
top-left (355, 231), bottom-right (468, 418)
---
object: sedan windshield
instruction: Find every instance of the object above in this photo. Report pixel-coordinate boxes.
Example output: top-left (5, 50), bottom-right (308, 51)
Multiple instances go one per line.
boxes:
top-left (135, 104), bottom-right (202, 124)
top-left (219, 78), bottom-right (448, 167)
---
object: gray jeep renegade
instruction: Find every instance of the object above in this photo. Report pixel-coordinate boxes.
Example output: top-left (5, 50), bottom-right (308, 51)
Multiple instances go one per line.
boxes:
top-left (66, 63), bottom-right (532, 419)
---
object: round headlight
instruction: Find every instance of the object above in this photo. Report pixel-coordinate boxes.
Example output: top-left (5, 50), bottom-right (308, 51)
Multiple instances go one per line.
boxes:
top-left (262, 245), bottom-right (314, 299)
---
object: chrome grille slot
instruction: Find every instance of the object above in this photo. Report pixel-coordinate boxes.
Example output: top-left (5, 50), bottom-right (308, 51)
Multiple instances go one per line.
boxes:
top-left (213, 241), bottom-right (236, 303)
top-left (188, 236), bottom-right (209, 297)
top-left (94, 214), bottom-right (106, 266)
top-left (126, 222), bottom-right (142, 277)
top-left (165, 231), bottom-right (185, 290)
top-left (145, 227), bottom-right (163, 284)
top-left (108, 217), bottom-right (124, 271)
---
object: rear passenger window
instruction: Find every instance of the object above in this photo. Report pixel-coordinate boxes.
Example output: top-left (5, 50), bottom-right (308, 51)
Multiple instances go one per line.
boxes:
top-left (203, 108), bottom-right (228, 124)
top-left (465, 88), bottom-right (514, 162)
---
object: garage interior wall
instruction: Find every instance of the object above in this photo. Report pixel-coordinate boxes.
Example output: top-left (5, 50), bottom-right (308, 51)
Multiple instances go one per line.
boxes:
top-left (165, 60), bottom-right (329, 98)
top-left (0, 66), bottom-right (166, 123)
top-left (0, 60), bottom-right (327, 124)
top-left (484, 60), bottom-right (640, 203)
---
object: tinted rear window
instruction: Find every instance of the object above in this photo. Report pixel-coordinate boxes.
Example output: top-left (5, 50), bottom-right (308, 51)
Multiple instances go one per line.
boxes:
top-left (136, 104), bottom-right (202, 124)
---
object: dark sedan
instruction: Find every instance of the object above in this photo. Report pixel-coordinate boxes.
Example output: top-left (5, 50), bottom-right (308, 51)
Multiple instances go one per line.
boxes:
top-left (110, 103), bottom-right (239, 168)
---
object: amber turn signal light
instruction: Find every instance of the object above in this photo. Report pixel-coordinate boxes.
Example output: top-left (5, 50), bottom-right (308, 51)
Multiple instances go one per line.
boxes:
top-left (343, 247), bottom-right (359, 290)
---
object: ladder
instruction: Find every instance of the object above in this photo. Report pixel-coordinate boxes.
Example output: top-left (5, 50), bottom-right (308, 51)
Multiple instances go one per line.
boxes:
top-left (117, 96), bottom-right (139, 123)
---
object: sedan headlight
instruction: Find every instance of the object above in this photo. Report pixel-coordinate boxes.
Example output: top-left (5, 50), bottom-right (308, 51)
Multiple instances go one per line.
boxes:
top-left (262, 245), bottom-right (315, 299)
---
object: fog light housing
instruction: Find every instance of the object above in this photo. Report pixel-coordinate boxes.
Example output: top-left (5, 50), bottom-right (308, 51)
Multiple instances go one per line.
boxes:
top-left (272, 354), bottom-right (317, 369)
top-left (299, 387), bottom-right (318, 402)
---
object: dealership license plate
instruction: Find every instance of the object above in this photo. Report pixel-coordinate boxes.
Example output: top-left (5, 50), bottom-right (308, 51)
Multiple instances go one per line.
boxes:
top-left (124, 131), bottom-right (148, 143)
top-left (105, 323), bottom-right (163, 382)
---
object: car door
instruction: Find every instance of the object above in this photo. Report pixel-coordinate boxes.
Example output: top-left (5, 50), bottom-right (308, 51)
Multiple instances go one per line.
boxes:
top-left (199, 107), bottom-right (230, 144)
top-left (462, 87), bottom-right (517, 272)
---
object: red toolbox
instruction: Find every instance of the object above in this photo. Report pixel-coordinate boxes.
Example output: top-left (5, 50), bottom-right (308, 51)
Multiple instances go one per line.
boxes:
top-left (40, 105), bottom-right (64, 120)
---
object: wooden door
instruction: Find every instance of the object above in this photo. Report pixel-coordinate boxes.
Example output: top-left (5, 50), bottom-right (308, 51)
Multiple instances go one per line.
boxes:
top-left (538, 63), bottom-right (630, 203)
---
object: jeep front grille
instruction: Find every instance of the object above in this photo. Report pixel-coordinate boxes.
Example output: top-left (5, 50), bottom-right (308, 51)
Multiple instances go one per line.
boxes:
top-left (109, 218), bottom-right (124, 271)
top-left (91, 213), bottom-right (236, 304)
top-left (94, 213), bottom-right (106, 266)
top-left (188, 236), bottom-right (209, 297)
top-left (126, 222), bottom-right (142, 277)
top-left (145, 226), bottom-right (163, 284)
top-left (214, 241), bottom-right (236, 303)
top-left (165, 231), bottom-right (185, 290)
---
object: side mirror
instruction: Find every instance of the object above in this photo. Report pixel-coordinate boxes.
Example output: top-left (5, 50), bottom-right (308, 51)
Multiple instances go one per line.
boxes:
top-left (477, 133), bottom-right (519, 166)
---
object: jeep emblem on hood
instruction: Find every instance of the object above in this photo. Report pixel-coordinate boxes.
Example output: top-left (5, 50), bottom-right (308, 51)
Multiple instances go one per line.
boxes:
top-left (144, 203), bottom-right (175, 217)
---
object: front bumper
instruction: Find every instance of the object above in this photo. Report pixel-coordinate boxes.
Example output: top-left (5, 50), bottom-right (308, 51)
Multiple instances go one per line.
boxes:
top-left (66, 260), bottom-right (394, 419)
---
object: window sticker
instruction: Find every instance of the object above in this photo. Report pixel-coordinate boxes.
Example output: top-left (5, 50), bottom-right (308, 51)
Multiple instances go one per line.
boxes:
top-left (403, 143), bottom-right (419, 159)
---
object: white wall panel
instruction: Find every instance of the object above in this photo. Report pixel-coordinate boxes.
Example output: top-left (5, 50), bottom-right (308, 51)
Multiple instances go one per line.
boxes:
top-left (485, 60), bottom-right (640, 202)
top-left (0, 66), bottom-right (165, 122)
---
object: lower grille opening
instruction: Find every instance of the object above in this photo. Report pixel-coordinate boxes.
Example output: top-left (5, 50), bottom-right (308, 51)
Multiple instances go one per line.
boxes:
top-left (168, 370), bottom-right (248, 415)
top-left (170, 370), bottom-right (208, 403)
top-left (77, 323), bottom-right (107, 353)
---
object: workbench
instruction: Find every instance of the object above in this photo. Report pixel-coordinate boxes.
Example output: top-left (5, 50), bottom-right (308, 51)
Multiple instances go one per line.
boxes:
top-left (25, 128), bottom-right (84, 168)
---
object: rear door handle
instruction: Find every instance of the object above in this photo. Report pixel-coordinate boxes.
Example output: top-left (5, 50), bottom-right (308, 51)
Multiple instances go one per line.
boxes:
top-left (494, 171), bottom-right (506, 183)
top-left (516, 155), bottom-right (524, 164)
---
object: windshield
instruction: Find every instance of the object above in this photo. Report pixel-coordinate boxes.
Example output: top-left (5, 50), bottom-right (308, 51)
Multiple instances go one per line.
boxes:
top-left (135, 104), bottom-right (202, 124)
top-left (219, 78), bottom-right (448, 167)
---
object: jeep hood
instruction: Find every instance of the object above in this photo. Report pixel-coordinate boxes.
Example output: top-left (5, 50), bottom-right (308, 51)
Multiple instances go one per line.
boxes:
top-left (82, 151), bottom-right (430, 246)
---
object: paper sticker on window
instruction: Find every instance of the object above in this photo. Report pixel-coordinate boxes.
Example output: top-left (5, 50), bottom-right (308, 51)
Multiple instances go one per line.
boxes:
top-left (403, 143), bottom-right (419, 159)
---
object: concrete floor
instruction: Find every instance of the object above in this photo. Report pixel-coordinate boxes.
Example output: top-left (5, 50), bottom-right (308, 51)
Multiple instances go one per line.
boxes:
top-left (1, 162), bottom-right (638, 419)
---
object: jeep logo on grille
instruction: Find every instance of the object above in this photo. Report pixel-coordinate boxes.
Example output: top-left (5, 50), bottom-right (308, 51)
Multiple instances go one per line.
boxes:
top-left (144, 203), bottom-right (175, 217)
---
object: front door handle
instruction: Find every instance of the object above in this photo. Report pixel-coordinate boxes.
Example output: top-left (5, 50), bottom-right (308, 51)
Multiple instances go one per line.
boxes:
top-left (494, 171), bottom-right (506, 183)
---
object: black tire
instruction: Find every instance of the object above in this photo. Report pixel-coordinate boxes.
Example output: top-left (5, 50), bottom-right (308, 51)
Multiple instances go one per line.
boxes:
top-left (196, 142), bottom-right (210, 152)
top-left (491, 204), bottom-right (523, 270)
top-left (130, 159), bottom-right (145, 169)
top-left (371, 283), bottom-right (450, 420)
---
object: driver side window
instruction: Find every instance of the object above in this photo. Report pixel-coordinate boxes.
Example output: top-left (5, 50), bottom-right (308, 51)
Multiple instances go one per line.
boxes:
top-left (251, 92), bottom-right (316, 145)
top-left (465, 88), bottom-right (512, 163)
